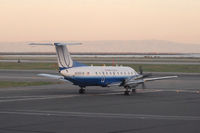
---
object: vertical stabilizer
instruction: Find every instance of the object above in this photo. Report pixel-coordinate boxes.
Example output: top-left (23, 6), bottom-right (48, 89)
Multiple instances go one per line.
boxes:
top-left (29, 42), bottom-right (86, 70)
top-left (54, 43), bottom-right (73, 70)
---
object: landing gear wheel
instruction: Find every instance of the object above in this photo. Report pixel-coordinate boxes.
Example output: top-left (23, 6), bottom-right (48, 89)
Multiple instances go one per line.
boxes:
top-left (79, 88), bottom-right (85, 94)
top-left (124, 90), bottom-right (130, 95)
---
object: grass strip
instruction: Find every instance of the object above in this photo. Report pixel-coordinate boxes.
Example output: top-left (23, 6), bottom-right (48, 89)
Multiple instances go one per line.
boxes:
top-left (0, 62), bottom-right (58, 70)
top-left (0, 62), bottom-right (200, 73)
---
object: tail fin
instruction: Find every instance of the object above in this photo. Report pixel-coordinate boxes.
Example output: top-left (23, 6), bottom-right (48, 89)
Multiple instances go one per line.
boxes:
top-left (29, 42), bottom-right (86, 70)
top-left (54, 43), bottom-right (73, 70)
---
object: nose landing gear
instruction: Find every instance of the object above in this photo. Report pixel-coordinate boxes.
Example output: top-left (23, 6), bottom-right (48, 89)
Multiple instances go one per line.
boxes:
top-left (79, 87), bottom-right (86, 94)
top-left (124, 90), bottom-right (131, 95)
top-left (124, 86), bottom-right (131, 95)
top-left (124, 87), bottom-right (136, 95)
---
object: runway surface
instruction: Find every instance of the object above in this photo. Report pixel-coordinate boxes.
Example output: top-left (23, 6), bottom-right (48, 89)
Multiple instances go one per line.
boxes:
top-left (0, 70), bottom-right (200, 133)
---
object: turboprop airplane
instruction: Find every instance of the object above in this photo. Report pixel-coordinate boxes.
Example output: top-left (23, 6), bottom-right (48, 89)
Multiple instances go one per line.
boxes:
top-left (30, 43), bottom-right (178, 95)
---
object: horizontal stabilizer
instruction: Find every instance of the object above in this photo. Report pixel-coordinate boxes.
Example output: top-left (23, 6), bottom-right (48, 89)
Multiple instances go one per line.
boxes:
top-left (29, 43), bottom-right (52, 45)
top-left (29, 42), bottom-right (82, 46)
top-left (54, 43), bottom-right (82, 46)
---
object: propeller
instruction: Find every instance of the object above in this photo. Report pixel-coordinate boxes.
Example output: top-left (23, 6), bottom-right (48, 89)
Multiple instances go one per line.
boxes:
top-left (122, 66), bottom-right (152, 89)
top-left (142, 82), bottom-right (146, 89)
top-left (139, 66), bottom-right (143, 75)
top-left (138, 66), bottom-right (152, 78)
top-left (138, 66), bottom-right (152, 89)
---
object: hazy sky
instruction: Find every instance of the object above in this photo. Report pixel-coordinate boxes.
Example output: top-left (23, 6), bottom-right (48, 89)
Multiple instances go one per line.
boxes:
top-left (0, 0), bottom-right (200, 43)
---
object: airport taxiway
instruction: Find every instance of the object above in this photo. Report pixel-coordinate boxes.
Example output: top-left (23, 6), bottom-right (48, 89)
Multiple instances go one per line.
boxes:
top-left (0, 70), bottom-right (200, 133)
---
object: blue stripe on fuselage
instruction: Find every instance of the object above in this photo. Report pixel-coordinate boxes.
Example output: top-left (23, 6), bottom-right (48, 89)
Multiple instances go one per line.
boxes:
top-left (64, 76), bottom-right (130, 87)
top-left (59, 61), bottom-right (88, 70)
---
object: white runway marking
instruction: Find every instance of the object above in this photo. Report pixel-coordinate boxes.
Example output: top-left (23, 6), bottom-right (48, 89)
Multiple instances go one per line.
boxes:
top-left (155, 89), bottom-right (200, 94)
top-left (0, 95), bottom-right (79, 103)
top-left (0, 110), bottom-right (200, 121)
top-left (0, 85), bottom-right (64, 91)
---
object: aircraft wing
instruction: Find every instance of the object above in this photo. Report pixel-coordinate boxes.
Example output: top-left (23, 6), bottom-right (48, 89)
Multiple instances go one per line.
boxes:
top-left (125, 76), bottom-right (178, 86)
top-left (38, 73), bottom-right (71, 83)
top-left (143, 76), bottom-right (178, 82)
top-left (38, 73), bottom-right (64, 79)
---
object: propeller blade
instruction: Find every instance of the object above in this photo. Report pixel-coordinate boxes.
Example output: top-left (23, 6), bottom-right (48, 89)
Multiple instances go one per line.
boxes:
top-left (143, 73), bottom-right (152, 78)
top-left (139, 66), bottom-right (143, 75)
top-left (142, 83), bottom-right (146, 89)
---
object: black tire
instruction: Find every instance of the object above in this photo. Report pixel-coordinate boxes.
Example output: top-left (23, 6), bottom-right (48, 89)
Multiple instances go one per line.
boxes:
top-left (124, 91), bottom-right (130, 95)
top-left (79, 89), bottom-right (85, 94)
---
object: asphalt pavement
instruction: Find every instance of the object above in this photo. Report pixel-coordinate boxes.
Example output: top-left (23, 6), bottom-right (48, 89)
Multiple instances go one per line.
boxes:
top-left (0, 70), bottom-right (200, 133)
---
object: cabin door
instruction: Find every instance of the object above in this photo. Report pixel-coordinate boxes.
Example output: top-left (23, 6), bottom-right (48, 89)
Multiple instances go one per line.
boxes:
top-left (101, 74), bottom-right (105, 83)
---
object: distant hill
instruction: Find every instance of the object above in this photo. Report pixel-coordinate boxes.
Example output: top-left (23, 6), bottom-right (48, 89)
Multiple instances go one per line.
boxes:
top-left (0, 40), bottom-right (200, 53)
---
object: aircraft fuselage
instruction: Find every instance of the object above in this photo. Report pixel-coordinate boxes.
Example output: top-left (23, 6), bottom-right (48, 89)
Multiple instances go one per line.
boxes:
top-left (60, 66), bottom-right (138, 87)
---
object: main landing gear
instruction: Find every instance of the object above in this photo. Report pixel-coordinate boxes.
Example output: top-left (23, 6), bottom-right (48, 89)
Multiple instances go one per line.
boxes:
top-left (124, 87), bottom-right (131, 95)
top-left (124, 90), bottom-right (131, 95)
top-left (124, 87), bottom-right (136, 95)
top-left (79, 87), bottom-right (86, 94)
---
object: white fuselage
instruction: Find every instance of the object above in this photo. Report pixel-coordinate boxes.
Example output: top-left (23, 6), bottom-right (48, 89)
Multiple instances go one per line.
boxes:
top-left (60, 66), bottom-right (138, 87)
top-left (60, 66), bottom-right (138, 77)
